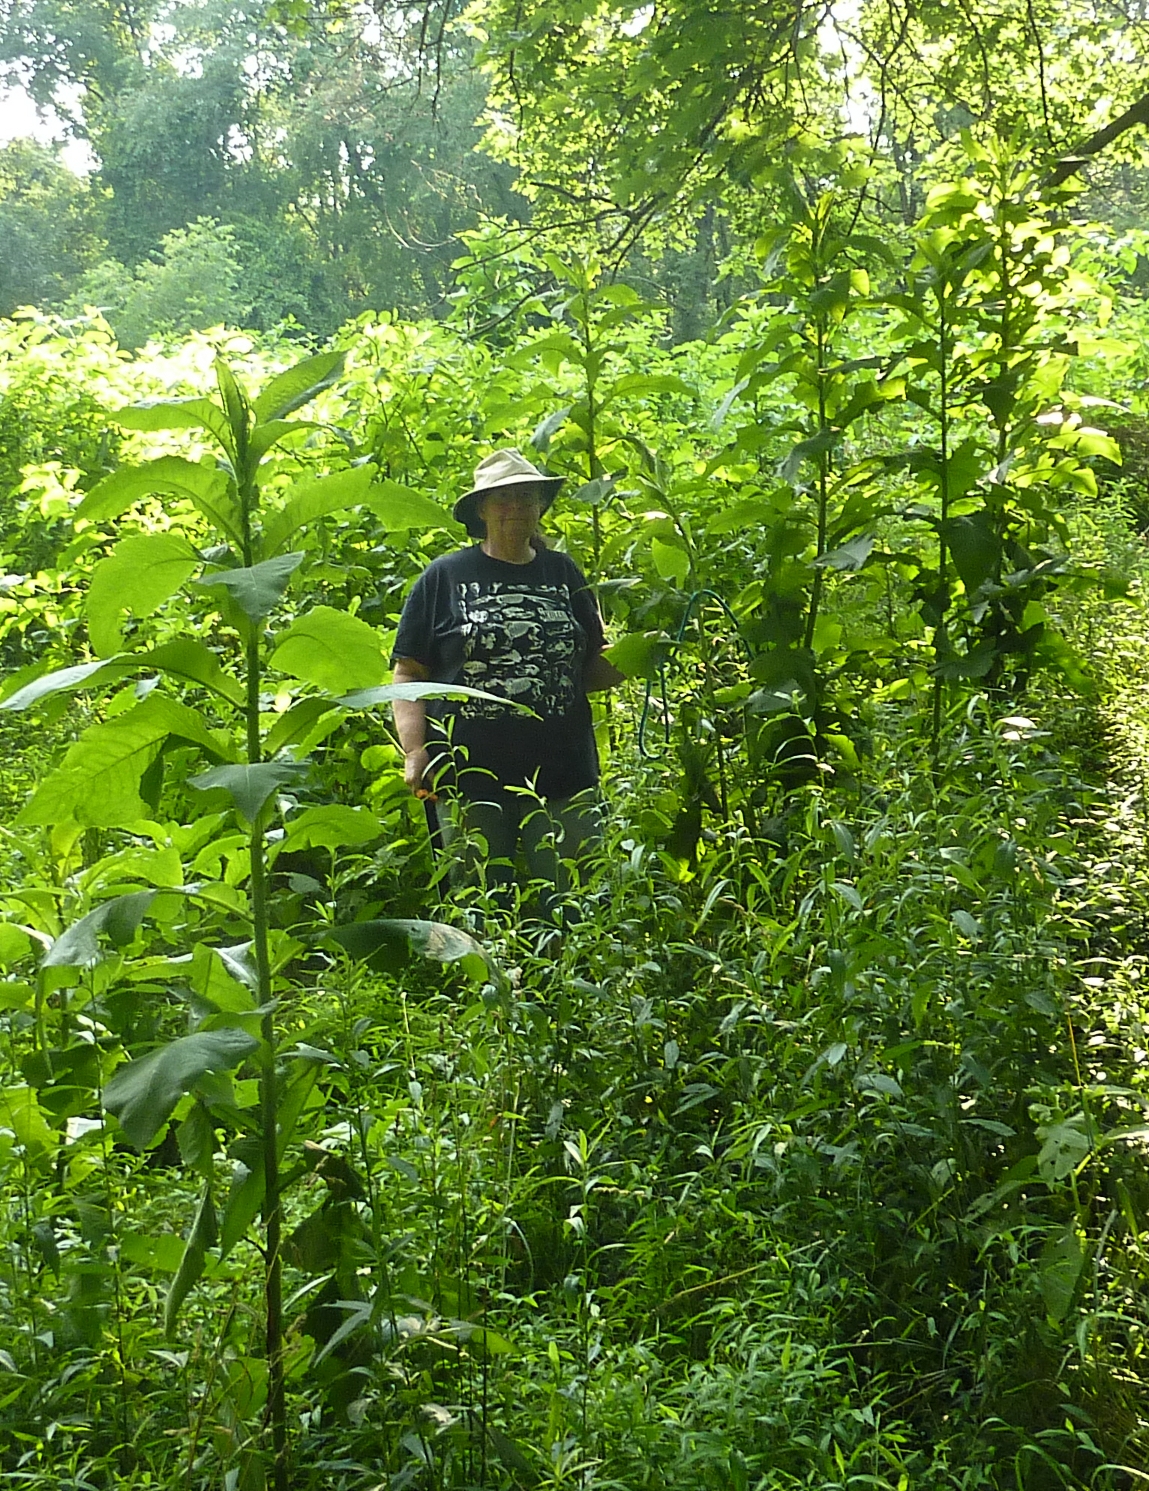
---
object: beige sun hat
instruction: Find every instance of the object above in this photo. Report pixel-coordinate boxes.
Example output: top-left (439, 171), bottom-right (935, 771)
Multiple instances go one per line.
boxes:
top-left (453, 449), bottom-right (564, 537)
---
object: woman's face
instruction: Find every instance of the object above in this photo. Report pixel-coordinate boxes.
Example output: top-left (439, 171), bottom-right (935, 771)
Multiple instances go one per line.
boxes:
top-left (477, 484), bottom-right (545, 538)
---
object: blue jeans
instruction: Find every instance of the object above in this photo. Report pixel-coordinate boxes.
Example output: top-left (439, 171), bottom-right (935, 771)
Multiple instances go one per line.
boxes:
top-left (434, 788), bottom-right (601, 922)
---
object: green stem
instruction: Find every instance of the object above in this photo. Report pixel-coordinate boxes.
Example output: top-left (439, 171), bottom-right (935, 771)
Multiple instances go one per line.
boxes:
top-left (931, 284), bottom-right (951, 771)
top-left (803, 320), bottom-right (831, 656)
top-left (238, 446), bottom-right (288, 1491)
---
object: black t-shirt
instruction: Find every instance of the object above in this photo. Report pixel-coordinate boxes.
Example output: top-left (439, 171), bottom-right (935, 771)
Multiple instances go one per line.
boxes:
top-left (392, 545), bottom-right (605, 800)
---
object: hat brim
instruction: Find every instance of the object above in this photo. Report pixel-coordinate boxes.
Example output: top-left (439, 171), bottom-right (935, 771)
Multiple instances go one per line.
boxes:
top-left (452, 472), bottom-right (564, 532)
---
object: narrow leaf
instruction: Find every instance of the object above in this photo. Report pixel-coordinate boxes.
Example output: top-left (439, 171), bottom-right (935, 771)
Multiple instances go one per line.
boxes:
top-left (338, 682), bottom-right (531, 710)
top-left (112, 397), bottom-right (233, 452)
top-left (164, 1184), bottom-right (217, 1337)
top-left (0, 658), bottom-right (124, 712)
top-left (252, 350), bottom-right (345, 421)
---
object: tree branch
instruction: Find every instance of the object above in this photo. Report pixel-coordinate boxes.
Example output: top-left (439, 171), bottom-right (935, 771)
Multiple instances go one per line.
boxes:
top-left (1045, 88), bottom-right (1149, 188)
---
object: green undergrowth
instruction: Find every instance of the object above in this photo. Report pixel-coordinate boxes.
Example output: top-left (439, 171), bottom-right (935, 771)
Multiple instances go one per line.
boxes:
top-left (4, 684), bottom-right (1149, 1489)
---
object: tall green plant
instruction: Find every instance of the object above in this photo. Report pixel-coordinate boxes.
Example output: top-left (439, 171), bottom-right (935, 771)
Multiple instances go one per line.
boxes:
top-left (0, 349), bottom-right (497, 1488)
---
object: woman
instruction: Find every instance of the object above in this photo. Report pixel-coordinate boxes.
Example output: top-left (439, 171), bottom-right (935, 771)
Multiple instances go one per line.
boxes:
top-left (390, 449), bottom-right (623, 914)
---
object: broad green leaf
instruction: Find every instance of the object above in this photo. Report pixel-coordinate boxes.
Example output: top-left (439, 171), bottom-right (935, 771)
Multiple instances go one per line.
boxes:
top-left (279, 804), bottom-right (381, 854)
top-left (87, 533), bottom-right (201, 656)
top-left (76, 457), bottom-right (241, 542)
top-left (363, 480), bottom-right (453, 531)
top-left (327, 918), bottom-right (489, 977)
top-left (43, 890), bottom-right (157, 968)
top-left (112, 397), bottom-right (233, 452)
top-left (0, 1086), bottom-right (54, 1158)
top-left (602, 372), bottom-right (694, 404)
top-left (0, 924), bottom-right (32, 965)
top-left (569, 477), bottom-right (615, 507)
top-left (651, 537), bottom-right (690, 586)
top-left (263, 695), bottom-right (341, 755)
top-left (143, 639), bottom-right (244, 705)
top-left (252, 350), bottom-right (345, 421)
top-left (119, 1231), bottom-right (186, 1272)
top-left (942, 514), bottom-right (999, 594)
top-left (260, 464), bottom-right (377, 556)
top-left (816, 535), bottom-right (874, 572)
top-left (164, 1184), bottom-right (217, 1337)
top-left (1037, 1120), bottom-right (1091, 1182)
top-left (103, 1029), bottom-right (258, 1150)
top-left (19, 694), bottom-right (230, 827)
top-left (197, 552), bottom-right (304, 622)
top-left (0, 658), bottom-right (124, 712)
top-left (1038, 1226), bottom-right (1084, 1322)
top-left (603, 630), bottom-right (668, 680)
top-left (270, 606), bottom-right (387, 693)
top-left (190, 761), bottom-right (309, 822)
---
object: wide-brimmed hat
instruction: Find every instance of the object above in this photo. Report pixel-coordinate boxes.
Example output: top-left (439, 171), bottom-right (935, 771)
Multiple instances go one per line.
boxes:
top-left (453, 449), bottom-right (564, 537)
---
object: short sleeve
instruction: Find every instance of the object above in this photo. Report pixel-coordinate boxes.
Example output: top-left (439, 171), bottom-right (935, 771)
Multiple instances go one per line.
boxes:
top-left (392, 565), bottom-right (438, 669)
top-left (565, 557), bottom-right (606, 656)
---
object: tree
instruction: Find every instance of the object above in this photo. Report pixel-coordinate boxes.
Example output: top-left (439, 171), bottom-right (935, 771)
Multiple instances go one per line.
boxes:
top-left (0, 139), bottom-right (105, 314)
top-left (68, 217), bottom-right (250, 348)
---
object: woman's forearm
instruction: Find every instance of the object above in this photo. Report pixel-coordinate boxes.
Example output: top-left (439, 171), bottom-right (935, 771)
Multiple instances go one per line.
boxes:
top-left (391, 658), bottom-right (432, 791)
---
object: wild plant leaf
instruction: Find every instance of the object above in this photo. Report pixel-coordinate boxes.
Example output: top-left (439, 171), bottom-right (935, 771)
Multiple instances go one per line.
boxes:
top-left (651, 537), bottom-right (689, 585)
top-left (103, 1029), bottom-right (258, 1150)
top-left (604, 630), bottom-right (668, 680)
top-left (942, 514), bottom-right (999, 593)
top-left (263, 695), bottom-right (341, 754)
top-left (363, 480), bottom-right (452, 531)
top-left (0, 657), bottom-right (125, 712)
top-left (327, 918), bottom-right (489, 976)
top-left (338, 682), bottom-right (529, 710)
top-left (19, 694), bottom-right (231, 827)
top-left (1038, 1227), bottom-right (1084, 1322)
top-left (196, 552), bottom-right (304, 622)
top-left (530, 407), bottom-right (571, 453)
top-left (219, 1139), bottom-right (264, 1258)
top-left (213, 358), bottom-right (249, 450)
top-left (43, 890), bottom-right (157, 969)
top-left (76, 457), bottom-right (239, 540)
top-left (260, 465), bottom-right (377, 556)
top-left (270, 606), bottom-right (387, 693)
top-left (569, 477), bottom-right (614, 507)
top-left (601, 372), bottom-right (694, 404)
top-left (164, 1184), bottom-right (217, 1337)
top-left (143, 639), bottom-right (244, 705)
top-left (190, 761), bottom-right (309, 822)
top-left (816, 535), bottom-right (875, 572)
top-left (87, 533), bottom-right (201, 655)
top-left (252, 350), bottom-right (345, 422)
top-left (112, 397), bottom-right (233, 452)
top-left (279, 804), bottom-right (381, 853)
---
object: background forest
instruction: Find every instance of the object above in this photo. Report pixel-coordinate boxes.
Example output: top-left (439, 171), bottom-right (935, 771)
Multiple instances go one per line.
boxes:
top-left (5, 2), bottom-right (1149, 1490)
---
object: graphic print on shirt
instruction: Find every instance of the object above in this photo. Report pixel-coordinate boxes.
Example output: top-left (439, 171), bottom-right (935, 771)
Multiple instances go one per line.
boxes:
top-left (455, 580), bottom-right (585, 718)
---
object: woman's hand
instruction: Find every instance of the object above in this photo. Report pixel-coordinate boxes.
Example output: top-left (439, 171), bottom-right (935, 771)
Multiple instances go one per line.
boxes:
top-left (404, 747), bottom-right (432, 795)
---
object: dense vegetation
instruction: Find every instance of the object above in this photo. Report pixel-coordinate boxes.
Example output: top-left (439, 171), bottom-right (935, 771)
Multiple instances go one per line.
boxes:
top-left (3, 1), bottom-right (1149, 1488)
